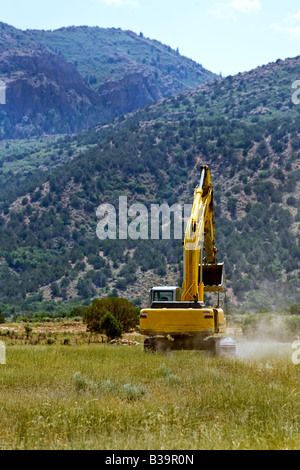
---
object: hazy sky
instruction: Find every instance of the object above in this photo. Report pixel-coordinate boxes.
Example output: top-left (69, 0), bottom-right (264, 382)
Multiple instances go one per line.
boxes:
top-left (1, 0), bottom-right (300, 76)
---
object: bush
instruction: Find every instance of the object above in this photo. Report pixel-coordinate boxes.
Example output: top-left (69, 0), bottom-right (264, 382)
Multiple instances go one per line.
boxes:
top-left (100, 379), bottom-right (146, 401)
top-left (121, 383), bottom-right (147, 401)
top-left (289, 304), bottom-right (300, 315)
top-left (99, 312), bottom-right (123, 341)
top-left (157, 365), bottom-right (182, 384)
top-left (73, 371), bottom-right (97, 393)
top-left (72, 316), bottom-right (82, 322)
top-left (286, 196), bottom-right (297, 207)
top-left (74, 372), bottom-right (89, 392)
top-left (0, 329), bottom-right (9, 336)
top-left (17, 317), bottom-right (29, 323)
top-left (83, 297), bottom-right (139, 333)
top-left (69, 305), bottom-right (88, 318)
top-left (24, 323), bottom-right (33, 340)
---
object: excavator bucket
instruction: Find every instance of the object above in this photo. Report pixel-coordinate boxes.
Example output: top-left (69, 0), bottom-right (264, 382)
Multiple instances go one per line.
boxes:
top-left (203, 263), bottom-right (226, 292)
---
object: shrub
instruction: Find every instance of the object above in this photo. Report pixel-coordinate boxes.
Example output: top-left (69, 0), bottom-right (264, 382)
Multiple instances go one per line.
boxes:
top-left (72, 316), bottom-right (82, 322)
top-left (289, 304), bottom-right (300, 315)
top-left (83, 297), bottom-right (139, 333)
top-left (100, 379), bottom-right (146, 400)
top-left (0, 329), bottom-right (9, 336)
top-left (46, 337), bottom-right (55, 345)
top-left (73, 373), bottom-right (145, 398)
top-left (165, 374), bottom-right (182, 384)
top-left (42, 317), bottom-right (52, 323)
top-left (73, 372), bottom-right (97, 393)
top-left (69, 305), bottom-right (88, 318)
top-left (157, 365), bottom-right (172, 377)
top-left (115, 278), bottom-right (127, 290)
top-left (121, 383), bottom-right (147, 401)
top-left (157, 365), bottom-right (182, 384)
top-left (74, 372), bottom-right (88, 392)
top-left (17, 317), bottom-right (29, 323)
top-left (227, 197), bottom-right (237, 216)
top-left (24, 324), bottom-right (33, 340)
top-left (99, 312), bottom-right (123, 341)
top-left (287, 196), bottom-right (297, 207)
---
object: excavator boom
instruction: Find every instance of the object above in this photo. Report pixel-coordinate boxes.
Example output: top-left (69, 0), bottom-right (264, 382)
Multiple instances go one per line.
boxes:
top-left (182, 165), bottom-right (218, 303)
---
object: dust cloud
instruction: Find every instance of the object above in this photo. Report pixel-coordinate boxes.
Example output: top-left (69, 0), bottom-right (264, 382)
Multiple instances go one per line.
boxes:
top-left (236, 339), bottom-right (292, 360)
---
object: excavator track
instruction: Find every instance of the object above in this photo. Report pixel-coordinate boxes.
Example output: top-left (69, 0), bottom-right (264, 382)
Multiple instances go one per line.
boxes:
top-left (144, 337), bottom-right (172, 353)
top-left (144, 335), bottom-right (236, 357)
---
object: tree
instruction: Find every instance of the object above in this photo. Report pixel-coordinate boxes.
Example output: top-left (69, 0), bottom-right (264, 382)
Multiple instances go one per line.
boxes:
top-left (289, 304), bottom-right (300, 315)
top-left (24, 323), bottom-right (33, 341)
top-left (0, 309), bottom-right (5, 324)
top-left (69, 305), bottom-right (88, 318)
top-left (50, 282), bottom-right (60, 298)
top-left (99, 312), bottom-right (123, 341)
top-left (83, 297), bottom-right (139, 333)
top-left (227, 197), bottom-right (237, 217)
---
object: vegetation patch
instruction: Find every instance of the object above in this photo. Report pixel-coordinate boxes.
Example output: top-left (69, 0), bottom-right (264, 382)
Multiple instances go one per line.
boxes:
top-left (0, 342), bottom-right (298, 450)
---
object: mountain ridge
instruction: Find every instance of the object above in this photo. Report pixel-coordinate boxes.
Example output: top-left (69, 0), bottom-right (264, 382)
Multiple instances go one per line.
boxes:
top-left (0, 22), bottom-right (216, 140)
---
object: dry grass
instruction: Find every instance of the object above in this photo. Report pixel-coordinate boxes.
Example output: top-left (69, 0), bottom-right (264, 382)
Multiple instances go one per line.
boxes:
top-left (0, 324), bottom-right (299, 450)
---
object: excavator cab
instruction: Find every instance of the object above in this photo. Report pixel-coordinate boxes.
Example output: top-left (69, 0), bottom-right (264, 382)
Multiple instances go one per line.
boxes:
top-left (149, 287), bottom-right (181, 306)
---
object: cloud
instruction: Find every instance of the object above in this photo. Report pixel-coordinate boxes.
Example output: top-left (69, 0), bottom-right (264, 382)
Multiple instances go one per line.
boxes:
top-left (230, 0), bottom-right (261, 13)
top-left (271, 10), bottom-right (300, 39)
top-left (101, 0), bottom-right (139, 7)
top-left (211, 0), bottom-right (262, 20)
top-left (271, 24), bottom-right (300, 39)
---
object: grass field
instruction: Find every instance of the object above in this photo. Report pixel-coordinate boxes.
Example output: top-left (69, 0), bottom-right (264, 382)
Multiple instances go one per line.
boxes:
top-left (0, 324), bottom-right (299, 450)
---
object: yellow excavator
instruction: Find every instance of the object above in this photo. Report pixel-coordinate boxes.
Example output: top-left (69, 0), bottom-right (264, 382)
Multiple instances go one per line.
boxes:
top-left (139, 165), bottom-right (236, 356)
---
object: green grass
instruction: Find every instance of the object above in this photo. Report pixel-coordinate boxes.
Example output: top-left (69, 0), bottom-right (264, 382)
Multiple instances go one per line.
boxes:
top-left (0, 343), bottom-right (299, 450)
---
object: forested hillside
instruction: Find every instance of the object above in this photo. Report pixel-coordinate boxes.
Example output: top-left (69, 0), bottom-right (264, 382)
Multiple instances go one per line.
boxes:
top-left (30, 26), bottom-right (214, 92)
top-left (0, 52), bottom-right (299, 316)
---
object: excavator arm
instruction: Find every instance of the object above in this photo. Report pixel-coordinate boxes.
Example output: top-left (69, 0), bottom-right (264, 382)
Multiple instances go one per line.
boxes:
top-left (181, 165), bottom-right (218, 303)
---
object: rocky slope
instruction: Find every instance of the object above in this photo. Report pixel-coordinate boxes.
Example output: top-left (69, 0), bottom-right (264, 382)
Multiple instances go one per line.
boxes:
top-left (0, 23), bottom-right (216, 140)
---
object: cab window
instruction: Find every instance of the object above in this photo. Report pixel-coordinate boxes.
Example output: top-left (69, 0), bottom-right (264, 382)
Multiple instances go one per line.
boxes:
top-left (153, 291), bottom-right (173, 302)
